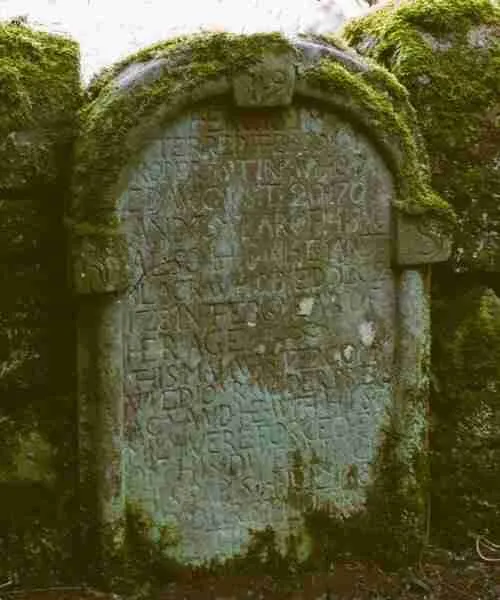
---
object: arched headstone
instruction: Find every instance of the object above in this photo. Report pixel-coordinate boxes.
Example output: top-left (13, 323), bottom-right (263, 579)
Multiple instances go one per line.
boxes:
top-left (70, 34), bottom-right (452, 565)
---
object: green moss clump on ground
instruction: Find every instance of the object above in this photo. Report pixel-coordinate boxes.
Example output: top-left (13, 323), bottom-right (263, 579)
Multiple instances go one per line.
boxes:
top-left (92, 503), bottom-right (183, 600)
top-left (342, 0), bottom-right (500, 271)
top-left (299, 409), bottom-right (428, 571)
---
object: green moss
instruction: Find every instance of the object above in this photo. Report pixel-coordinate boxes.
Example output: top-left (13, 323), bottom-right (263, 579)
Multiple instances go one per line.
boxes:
top-left (0, 22), bottom-right (81, 188)
top-left (341, 0), bottom-right (500, 553)
top-left (0, 430), bottom-right (55, 484)
top-left (296, 401), bottom-right (428, 570)
top-left (73, 33), bottom-right (294, 224)
top-left (83, 399), bottom-right (429, 595)
top-left (65, 216), bottom-right (120, 238)
top-left (342, 0), bottom-right (500, 270)
top-left (80, 502), bottom-right (182, 599)
top-left (0, 22), bottom-right (81, 584)
top-left (72, 31), bottom-right (453, 230)
top-left (0, 22), bottom-right (80, 132)
top-left (303, 58), bottom-right (452, 223)
top-left (97, 409), bottom-right (429, 594)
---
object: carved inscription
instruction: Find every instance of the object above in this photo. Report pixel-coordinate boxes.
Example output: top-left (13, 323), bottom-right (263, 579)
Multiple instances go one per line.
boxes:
top-left (119, 104), bottom-right (396, 563)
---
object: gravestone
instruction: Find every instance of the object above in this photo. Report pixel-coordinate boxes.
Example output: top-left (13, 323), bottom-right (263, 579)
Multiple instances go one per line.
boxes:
top-left (71, 34), bottom-right (452, 566)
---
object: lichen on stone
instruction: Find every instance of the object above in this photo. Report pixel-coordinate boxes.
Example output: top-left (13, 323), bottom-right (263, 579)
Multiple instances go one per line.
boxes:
top-left (0, 21), bottom-right (81, 584)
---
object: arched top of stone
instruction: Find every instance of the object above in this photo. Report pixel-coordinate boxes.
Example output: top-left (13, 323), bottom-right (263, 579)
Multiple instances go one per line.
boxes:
top-left (342, 0), bottom-right (500, 272)
top-left (70, 32), bottom-right (453, 228)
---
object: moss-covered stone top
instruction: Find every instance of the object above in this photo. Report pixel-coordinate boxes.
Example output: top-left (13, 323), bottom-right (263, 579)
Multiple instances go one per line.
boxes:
top-left (342, 0), bottom-right (500, 271)
top-left (70, 32), bottom-right (453, 230)
top-left (0, 21), bottom-right (81, 189)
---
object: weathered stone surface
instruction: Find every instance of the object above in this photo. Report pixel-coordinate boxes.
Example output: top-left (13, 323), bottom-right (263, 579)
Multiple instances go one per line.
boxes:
top-left (292, 38), bottom-right (370, 72)
top-left (396, 214), bottom-right (452, 265)
top-left (233, 53), bottom-right (296, 107)
top-left (118, 103), bottom-right (394, 563)
top-left (71, 231), bottom-right (129, 294)
top-left (113, 58), bottom-right (170, 92)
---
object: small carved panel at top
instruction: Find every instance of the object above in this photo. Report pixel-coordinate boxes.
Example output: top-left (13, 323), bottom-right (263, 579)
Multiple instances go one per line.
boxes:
top-left (233, 54), bottom-right (296, 107)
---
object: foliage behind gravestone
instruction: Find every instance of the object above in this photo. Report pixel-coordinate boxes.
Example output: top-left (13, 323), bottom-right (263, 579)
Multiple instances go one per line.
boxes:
top-left (94, 503), bottom-right (183, 599)
top-left (343, 0), bottom-right (500, 272)
top-left (430, 272), bottom-right (500, 548)
top-left (342, 0), bottom-right (500, 549)
top-left (0, 21), bottom-right (81, 583)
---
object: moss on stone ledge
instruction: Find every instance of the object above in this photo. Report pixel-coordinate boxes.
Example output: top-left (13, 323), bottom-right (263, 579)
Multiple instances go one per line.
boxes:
top-left (342, 0), bottom-right (500, 271)
top-left (341, 0), bottom-right (500, 552)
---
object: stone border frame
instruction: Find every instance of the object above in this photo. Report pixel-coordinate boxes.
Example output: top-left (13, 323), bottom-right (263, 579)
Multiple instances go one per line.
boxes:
top-left (69, 33), bottom-right (453, 553)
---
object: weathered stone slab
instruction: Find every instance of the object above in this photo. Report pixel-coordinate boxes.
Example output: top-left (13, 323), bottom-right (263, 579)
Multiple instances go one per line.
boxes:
top-left (117, 103), bottom-right (396, 563)
top-left (72, 35), bottom-right (454, 569)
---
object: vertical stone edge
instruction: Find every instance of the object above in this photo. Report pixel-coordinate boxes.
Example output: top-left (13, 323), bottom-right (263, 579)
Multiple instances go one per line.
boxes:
top-left (96, 296), bottom-right (125, 526)
top-left (76, 293), bottom-right (126, 571)
top-left (392, 211), bottom-right (452, 550)
top-left (394, 267), bottom-right (431, 550)
top-left (71, 226), bottom-right (129, 571)
top-left (76, 296), bottom-right (99, 566)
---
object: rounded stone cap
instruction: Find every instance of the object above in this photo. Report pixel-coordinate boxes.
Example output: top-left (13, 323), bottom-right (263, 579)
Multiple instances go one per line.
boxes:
top-left (69, 32), bottom-right (454, 292)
